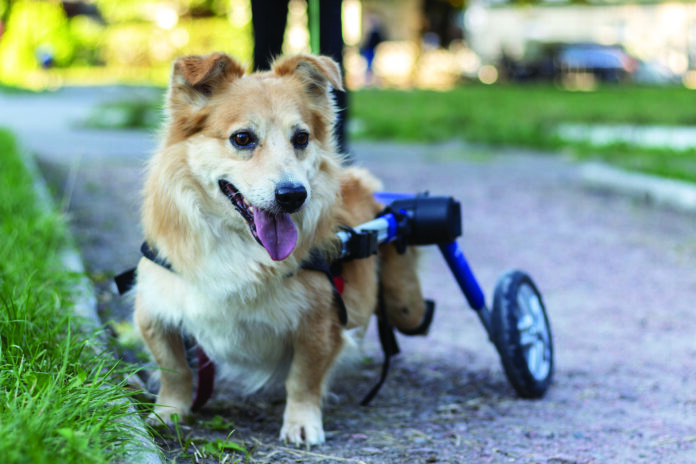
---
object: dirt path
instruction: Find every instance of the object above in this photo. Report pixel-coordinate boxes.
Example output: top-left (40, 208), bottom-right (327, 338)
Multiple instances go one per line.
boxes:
top-left (3, 89), bottom-right (694, 463)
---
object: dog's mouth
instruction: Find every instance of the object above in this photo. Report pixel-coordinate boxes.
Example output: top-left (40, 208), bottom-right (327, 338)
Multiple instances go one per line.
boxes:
top-left (218, 179), bottom-right (298, 261)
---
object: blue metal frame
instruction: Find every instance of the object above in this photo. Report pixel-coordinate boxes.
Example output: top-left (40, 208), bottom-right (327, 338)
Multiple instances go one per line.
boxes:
top-left (437, 241), bottom-right (493, 338)
top-left (438, 241), bottom-right (485, 311)
top-left (345, 192), bottom-right (495, 339)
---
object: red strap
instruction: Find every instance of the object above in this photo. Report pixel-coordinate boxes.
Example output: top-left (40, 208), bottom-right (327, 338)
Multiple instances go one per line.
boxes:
top-left (191, 346), bottom-right (215, 411)
top-left (333, 276), bottom-right (345, 295)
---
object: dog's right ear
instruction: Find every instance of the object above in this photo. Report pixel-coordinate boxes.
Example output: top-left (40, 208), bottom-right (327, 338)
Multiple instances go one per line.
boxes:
top-left (171, 52), bottom-right (245, 101)
top-left (166, 53), bottom-right (245, 140)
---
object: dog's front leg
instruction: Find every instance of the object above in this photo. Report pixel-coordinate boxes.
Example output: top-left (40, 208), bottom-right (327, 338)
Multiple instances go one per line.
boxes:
top-left (281, 298), bottom-right (343, 447)
top-left (135, 294), bottom-right (193, 424)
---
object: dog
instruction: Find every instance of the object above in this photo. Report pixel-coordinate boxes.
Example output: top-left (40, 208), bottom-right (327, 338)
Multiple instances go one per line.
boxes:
top-left (133, 52), bottom-right (428, 446)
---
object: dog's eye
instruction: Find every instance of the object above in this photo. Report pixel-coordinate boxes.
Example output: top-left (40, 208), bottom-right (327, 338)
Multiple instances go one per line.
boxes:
top-left (292, 131), bottom-right (309, 149)
top-left (230, 131), bottom-right (256, 149)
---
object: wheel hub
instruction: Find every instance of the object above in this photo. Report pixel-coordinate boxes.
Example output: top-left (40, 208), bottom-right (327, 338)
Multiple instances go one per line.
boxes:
top-left (516, 283), bottom-right (552, 382)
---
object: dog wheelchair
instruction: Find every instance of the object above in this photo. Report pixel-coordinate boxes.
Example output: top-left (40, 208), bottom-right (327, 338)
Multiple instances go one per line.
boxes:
top-left (116, 191), bottom-right (554, 408)
top-left (342, 192), bottom-right (554, 402)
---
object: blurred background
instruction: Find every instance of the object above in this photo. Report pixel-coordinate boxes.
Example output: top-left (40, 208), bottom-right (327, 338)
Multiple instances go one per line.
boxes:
top-left (2, 0), bottom-right (696, 90)
top-left (2, 0), bottom-right (696, 183)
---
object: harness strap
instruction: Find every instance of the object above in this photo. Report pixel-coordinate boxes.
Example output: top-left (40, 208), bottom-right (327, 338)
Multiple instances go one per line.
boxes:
top-left (300, 248), bottom-right (348, 326)
top-left (140, 241), bottom-right (173, 271)
top-left (114, 267), bottom-right (136, 295)
top-left (113, 242), bottom-right (173, 295)
top-left (360, 281), bottom-right (400, 406)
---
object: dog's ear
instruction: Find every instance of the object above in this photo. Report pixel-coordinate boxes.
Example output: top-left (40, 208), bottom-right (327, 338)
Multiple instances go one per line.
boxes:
top-left (272, 54), bottom-right (344, 100)
top-left (166, 53), bottom-right (245, 142)
top-left (171, 52), bottom-right (245, 99)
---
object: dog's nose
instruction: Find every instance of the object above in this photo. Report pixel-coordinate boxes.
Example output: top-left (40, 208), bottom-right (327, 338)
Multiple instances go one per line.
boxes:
top-left (275, 183), bottom-right (307, 213)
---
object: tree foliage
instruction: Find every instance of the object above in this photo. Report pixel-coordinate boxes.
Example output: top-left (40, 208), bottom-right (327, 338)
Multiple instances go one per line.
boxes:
top-left (0, 1), bottom-right (77, 83)
top-left (0, 0), bottom-right (253, 87)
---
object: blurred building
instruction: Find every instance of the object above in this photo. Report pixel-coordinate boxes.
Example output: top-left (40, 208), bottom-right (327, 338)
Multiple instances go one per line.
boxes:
top-left (340, 0), bottom-right (696, 88)
top-left (465, 0), bottom-right (696, 85)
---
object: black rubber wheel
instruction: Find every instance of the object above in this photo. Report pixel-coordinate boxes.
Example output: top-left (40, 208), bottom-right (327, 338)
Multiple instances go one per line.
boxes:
top-left (492, 270), bottom-right (553, 398)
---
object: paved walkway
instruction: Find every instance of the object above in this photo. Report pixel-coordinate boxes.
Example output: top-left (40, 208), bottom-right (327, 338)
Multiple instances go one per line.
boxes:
top-left (2, 88), bottom-right (695, 463)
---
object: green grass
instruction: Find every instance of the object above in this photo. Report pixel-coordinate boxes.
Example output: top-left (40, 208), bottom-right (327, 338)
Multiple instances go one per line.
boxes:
top-left (83, 98), bottom-right (163, 130)
top-left (151, 414), bottom-right (249, 463)
top-left (351, 84), bottom-right (696, 182)
top-left (0, 129), bottom-right (149, 463)
top-left (352, 84), bottom-right (696, 142)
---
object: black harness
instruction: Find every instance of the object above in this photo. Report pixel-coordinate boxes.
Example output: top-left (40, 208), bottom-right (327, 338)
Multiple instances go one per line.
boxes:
top-left (115, 228), bottom-right (431, 407)
top-left (114, 242), bottom-right (172, 295)
top-left (116, 243), bottom-right (348, 327)
top-left (300, 248), bottom-right (348, 326)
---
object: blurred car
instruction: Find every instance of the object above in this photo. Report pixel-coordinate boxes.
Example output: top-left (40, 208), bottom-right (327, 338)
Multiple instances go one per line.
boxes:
top-left (503, 42), bottom-right (638, 83)
top-left (558, 43), bottom-right (637, 82)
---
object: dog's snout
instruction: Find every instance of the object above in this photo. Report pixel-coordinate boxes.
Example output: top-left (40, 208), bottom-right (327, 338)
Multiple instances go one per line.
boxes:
top-left (275, 183), bottom-right (307, 213)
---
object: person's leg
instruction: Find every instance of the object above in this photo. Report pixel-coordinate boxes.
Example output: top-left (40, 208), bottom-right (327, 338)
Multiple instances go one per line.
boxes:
top-left (318, 0), bottom-right (348, 156)
top-left (251, 0), bottom-right (290, 71)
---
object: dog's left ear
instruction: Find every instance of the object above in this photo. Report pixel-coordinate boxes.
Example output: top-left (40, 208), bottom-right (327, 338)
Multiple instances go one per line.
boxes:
top-left (272, 55), bottom-right (344, 102)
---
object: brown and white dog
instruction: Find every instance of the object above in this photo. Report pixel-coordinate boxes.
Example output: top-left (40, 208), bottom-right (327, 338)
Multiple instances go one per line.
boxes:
top-left (133, 52), bottom-right (427, 446)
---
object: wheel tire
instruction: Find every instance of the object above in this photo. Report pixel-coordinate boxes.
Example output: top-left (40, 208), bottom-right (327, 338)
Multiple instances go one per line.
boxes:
top-left (492, 270), bottom-right (554, 398)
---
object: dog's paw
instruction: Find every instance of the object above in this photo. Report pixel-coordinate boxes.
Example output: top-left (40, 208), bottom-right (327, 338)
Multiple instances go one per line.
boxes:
top-left (147, 405), bottom-right (191, 426)
top-left (280, 406), bottom-right (325, 447)
top-left (280, 422), bottom-right (325, 447)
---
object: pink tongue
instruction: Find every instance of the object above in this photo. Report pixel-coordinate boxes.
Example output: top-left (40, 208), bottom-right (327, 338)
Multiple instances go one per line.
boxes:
top-left (253, 209), bottom-right (298, 261)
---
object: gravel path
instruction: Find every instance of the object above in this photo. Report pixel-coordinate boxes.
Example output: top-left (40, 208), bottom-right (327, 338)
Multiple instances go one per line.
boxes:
top-left (2, 88), bottom-right (695, 463)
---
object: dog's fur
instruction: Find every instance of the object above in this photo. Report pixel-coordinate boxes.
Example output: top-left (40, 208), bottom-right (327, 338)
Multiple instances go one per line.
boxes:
top-left (134, 52), bottom-right (426, 446)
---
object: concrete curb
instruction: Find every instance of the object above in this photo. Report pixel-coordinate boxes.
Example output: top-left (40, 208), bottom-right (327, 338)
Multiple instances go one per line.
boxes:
top-left (20, 146), bottom-right (162, 464)
top-left (580, 162), bottom-right (696, 214)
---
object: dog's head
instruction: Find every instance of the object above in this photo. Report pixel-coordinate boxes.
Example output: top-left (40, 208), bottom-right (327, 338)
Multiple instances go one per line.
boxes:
top-left (161, 52), bottom-right (343, 262)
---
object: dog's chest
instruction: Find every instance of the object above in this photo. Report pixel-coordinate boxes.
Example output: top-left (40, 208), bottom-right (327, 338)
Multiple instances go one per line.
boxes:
top-left (186, 281), bottom-right (309, 392)
top-left (183, 268), bottom-right (312, 386)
